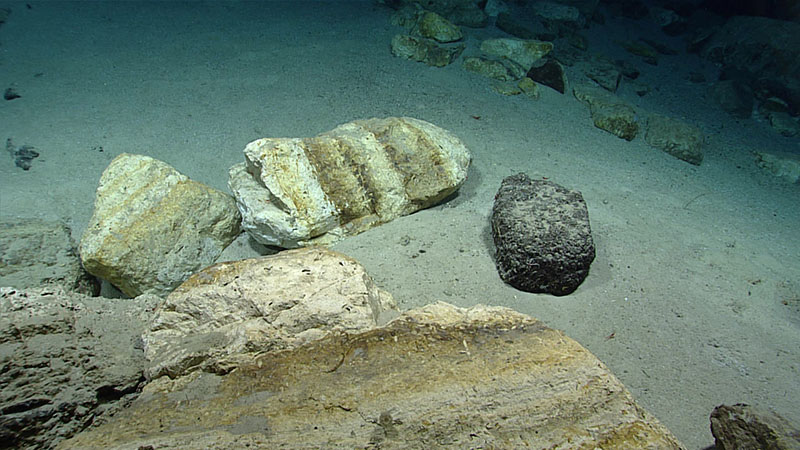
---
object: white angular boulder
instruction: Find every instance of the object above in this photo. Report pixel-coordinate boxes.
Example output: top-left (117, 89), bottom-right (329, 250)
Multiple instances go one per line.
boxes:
top-left (228, 117), bottom-right (471, 248)
top-left (142, 246), bottom-right (399, 379)
top-left (79, 154), bottom-right (242, 297)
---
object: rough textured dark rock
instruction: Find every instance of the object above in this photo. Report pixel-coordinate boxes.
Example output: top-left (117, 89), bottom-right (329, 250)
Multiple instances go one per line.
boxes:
top-left (0, 287), bottom-right (161, 449)
top-left (0, 219), bottom-right (100, 296)
top-left (526, 57), bottom-right (567, 94)
top-left (58, 302), bottom-right (683, 449)
top-left (491, 173), bottom-right (595, 295)
top-left (710, 403), bottom-right (800, 450)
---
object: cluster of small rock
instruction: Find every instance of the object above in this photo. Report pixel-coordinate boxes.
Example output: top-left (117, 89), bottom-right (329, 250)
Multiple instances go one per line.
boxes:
top-left (384, 0), bottom-right (800, 173)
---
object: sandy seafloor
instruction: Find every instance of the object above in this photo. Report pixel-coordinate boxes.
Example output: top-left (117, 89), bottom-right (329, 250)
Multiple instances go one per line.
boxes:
top-left (0, 1), bottom-right (798, 448)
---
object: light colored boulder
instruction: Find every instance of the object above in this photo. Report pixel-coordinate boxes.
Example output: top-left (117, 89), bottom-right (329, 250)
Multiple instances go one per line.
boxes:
top-left (60, 301), bottom-right (684, 449)
top-left (228, 117), bottom-right (471, 248)
top-left (645, 115), bottom-right (705, 165)
top-left (79, 153), bottom-right (242, 297)
top-left (480, 37), bottom-right (553, 70)
top-left (142, 246), bottom-right (399, 379)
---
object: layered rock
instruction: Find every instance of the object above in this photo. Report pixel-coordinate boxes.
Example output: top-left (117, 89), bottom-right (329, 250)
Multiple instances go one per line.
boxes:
top-left (0, 219), bottom-right (99, 295)
top-left (228, 117), bottom-right (471, 248)
top-left (0, 287), bottom-right (161, 450)
top-left (645, 115), bottom-right (705, 165)
top-left (58, 302), bottom-right (683, 449)
top-left (143, 247), bottom-right (399, 379)
top-left (491, 173), bottom-right (595, 295)
top-left (79, 154), bottom-right (242, 297)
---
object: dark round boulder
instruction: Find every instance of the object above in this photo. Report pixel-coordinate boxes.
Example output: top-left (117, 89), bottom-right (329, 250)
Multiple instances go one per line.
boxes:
top-left (491, 173), bottom-right (595, 296)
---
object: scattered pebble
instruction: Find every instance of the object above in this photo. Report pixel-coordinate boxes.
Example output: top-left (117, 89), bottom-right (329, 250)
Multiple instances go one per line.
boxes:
top-left (4, 87), bottom-right (21, 100)
top-left (6, 138), bottom-right (40, 170)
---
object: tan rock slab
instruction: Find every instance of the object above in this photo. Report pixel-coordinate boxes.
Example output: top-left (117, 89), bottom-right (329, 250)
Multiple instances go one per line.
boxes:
top-left (60, 302), bottom-right (685, 449)
top-left (79, 153), bottom-right (242, 297)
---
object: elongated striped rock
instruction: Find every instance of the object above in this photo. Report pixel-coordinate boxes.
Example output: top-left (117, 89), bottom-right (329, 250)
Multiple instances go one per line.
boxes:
top-left (228, 117), bottom-right (471, 248)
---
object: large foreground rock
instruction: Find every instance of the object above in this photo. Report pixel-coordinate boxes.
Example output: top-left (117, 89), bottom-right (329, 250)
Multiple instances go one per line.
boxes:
top-left (0, 287), bottom-right (160, 450)
top-left (491, 173), bottom-right (595, 295)
top-left (0, 219), bottom-right (99, 296)
top-left (79, 154), bottom-right (242, 297)
top-left (228, 117), bottom-right (471, 248)
top-left (143, 247), bottom-right (399, 379)
top-left (58, 301), bottom-right (683, 449)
